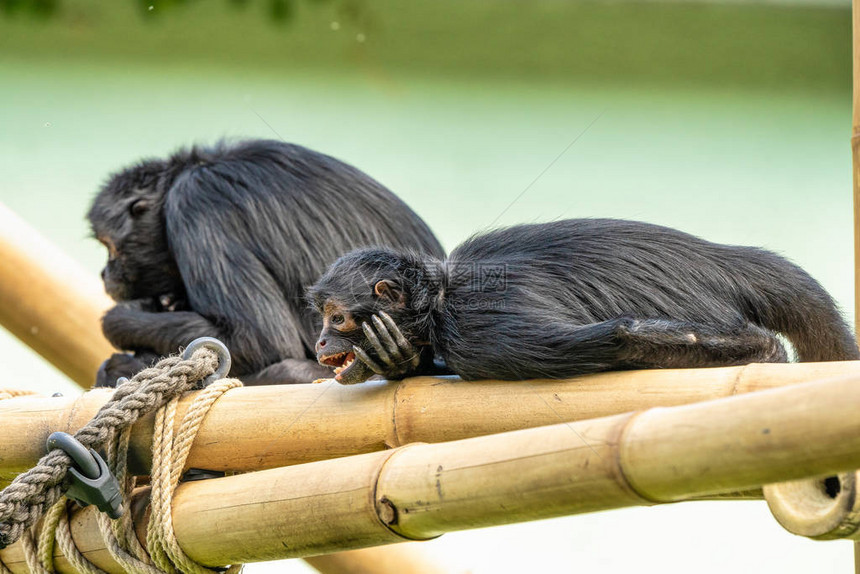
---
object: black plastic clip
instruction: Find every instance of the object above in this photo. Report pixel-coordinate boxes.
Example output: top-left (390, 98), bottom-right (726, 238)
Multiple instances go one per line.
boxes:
top-left (46, 432), bottom-right (123, 519)
top-left (182, 337), bottom-right (232, 388)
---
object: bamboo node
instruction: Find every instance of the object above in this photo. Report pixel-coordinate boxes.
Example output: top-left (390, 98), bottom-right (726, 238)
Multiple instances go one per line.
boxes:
top-left (377, 497), bottom-right (398, 526)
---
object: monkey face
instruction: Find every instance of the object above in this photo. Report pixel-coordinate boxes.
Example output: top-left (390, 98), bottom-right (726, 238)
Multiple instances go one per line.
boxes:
top-left (89, 162), bottom-right (184, 305)
top-left (314, 300), bottom-right (375, 384)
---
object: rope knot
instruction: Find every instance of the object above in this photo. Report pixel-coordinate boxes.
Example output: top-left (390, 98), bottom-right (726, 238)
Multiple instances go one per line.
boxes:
top-left (0, 343), bottom-right (226, 551)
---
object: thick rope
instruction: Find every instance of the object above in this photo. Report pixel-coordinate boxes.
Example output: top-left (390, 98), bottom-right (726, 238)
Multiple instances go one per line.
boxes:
top-left (49, 500), bottom-right (106, 574)
top-left (0, 348), bottom-right (243, 574)
top-left (21, 530), bottom-right (47, 574)
top-left (0, 349), bottom-right (219, 549)
top-left (94, 420), bottom-right (164, 574)
top-left (0, 390), bottom-right (43, 574)
top-left (33, 376), bottom-right (242, 574)
top-left (147, 378), bottom-right (243, 574)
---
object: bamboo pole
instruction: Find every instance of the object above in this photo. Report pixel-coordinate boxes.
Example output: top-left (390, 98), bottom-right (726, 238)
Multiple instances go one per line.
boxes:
top-left (2, 361), bottom-right (858, 486)
top-left (5, 373), bottom-right (860, 571)
top-left (0, 202), bottom-right (114, 388)
top-left (854, 0), bottom-right (860, 568)
top-left (854, 0), bottom-right (860, 328)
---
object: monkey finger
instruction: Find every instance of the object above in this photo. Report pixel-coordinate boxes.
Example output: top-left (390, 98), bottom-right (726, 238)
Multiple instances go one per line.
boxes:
top-left (362, 322), bottom-right (394, 366)
top-left (371, 315), bottom-right (404, 361)
top-left (353, 346), bottom-right (385, 375)
top-left (408, 350), bottom-right (421, 369)
top-left (378, 311), bottom-right (413, 349)
top-left (378, 311), bottom-right (421, 369)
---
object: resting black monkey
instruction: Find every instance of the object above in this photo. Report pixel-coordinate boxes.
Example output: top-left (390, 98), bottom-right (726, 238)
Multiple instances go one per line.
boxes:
top-left (88, 139), bottom-right (444, 386)
top-left (310, 218), bottom-right (859, 383)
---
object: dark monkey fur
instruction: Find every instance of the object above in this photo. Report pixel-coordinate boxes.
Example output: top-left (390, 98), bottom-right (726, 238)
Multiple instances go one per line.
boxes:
top-left (311, 219), bottom-right (859, 383)
top-left (88, 139), bottom-right (445, 385)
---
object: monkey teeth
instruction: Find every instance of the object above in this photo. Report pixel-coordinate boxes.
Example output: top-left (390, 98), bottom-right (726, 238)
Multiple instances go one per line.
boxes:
top-left (324, 351), bottom-right (356, 375)
top-left (334, 355), bottom-right (356, 375)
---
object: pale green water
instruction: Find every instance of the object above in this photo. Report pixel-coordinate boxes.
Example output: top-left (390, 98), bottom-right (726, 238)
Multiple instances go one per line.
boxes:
top-left (0, 58), bottom-right (853, 572)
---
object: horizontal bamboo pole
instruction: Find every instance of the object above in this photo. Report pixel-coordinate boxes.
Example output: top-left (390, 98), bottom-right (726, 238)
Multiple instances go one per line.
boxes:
top-left (0, 202), bottom-right (114, 388)
top-left (1, 361), bottom-right (858, 486)
top-left (5, 373), bottom-right (860, 570)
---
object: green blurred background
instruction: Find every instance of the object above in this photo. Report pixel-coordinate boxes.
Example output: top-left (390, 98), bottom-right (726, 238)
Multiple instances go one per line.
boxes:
top-left (0, 1), bottom-right (855, 572)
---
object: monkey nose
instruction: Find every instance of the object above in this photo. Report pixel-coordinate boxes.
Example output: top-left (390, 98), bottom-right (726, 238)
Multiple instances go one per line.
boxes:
top-left (315, 339), bottom-right (327, 354)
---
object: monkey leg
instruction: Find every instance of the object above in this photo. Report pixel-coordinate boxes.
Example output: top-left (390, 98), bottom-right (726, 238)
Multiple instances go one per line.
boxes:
top-left (614, 318), bottom-right (788, 369)
top-left (450, 317), bottom-right (788, 381)
top-left (95, 353), bottom-right (147, 387)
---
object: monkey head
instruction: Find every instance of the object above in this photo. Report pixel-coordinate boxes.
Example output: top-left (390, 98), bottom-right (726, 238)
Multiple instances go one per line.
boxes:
top-left (87, 158), bottom-right (187, 308)
top-left (309, 248), bottom-right (430, 384)
top-left (312, 298), bottom-right (374, 384)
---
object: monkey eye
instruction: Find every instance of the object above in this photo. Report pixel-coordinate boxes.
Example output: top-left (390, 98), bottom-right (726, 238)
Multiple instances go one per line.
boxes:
top-left (331, 314), bottom-right (345, 326)
top-left (129, 199), bottom-right (149, 217)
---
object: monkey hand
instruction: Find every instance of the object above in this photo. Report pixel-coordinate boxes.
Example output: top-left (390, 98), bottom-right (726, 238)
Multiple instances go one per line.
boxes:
top-left (102, 299), bottom-right (162, 349)
top-left (158, 293), bottom-right (187, 312)
top-left (119, 298), bottom-right (160, 312)
top-left (95, 353), bottom-right (147, 388)
top-left (353, 311), bottom-right (421, 380)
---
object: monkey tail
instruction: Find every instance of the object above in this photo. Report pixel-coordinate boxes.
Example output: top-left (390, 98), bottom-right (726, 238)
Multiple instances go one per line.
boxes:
top-left (737, 249), bottom-right (860, 362)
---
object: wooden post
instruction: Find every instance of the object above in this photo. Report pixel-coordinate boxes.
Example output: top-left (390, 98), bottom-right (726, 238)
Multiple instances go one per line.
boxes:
top-left (5, 373), bottom-right (860, 571)
top-left (854, 0), bottom-right (860, 330)
top-left (852, 0), bottom-right (860, 566)
top-left (771, 0), bottom-right (860, 561)
top-left (768, 0), bottom-right (860, 558)
top-left (0, 203), bottom-right (114, 388)
top-left (2, 362), bottom-right (859, 486)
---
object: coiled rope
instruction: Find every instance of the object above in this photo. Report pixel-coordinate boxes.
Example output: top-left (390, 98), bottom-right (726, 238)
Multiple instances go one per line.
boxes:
top-left (0, 347), bottom-right (242, 573)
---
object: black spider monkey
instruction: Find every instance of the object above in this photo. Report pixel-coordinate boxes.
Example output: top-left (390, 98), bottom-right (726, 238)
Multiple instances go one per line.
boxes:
top-left (310, 218), bottom-right (859, 384)
top-left (88, 139), bottom-right (445, 386)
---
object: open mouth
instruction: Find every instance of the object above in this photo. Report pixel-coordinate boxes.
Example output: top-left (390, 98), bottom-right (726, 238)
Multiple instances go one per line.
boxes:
top-left (319, 351), bottom-right (357, 380)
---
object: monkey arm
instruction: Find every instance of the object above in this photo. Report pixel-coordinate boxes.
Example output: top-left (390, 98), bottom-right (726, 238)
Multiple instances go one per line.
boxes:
top-left (101, 302), bottom-right (220, 357)
top-left (445, 317), bottom-right (788, 381)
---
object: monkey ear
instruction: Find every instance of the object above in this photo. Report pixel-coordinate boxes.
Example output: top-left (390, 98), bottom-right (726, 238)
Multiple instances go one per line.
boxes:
top-left (130, 199), bottom-right (149, 218)
top-left (374, 280), bottom-right (405, 305)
